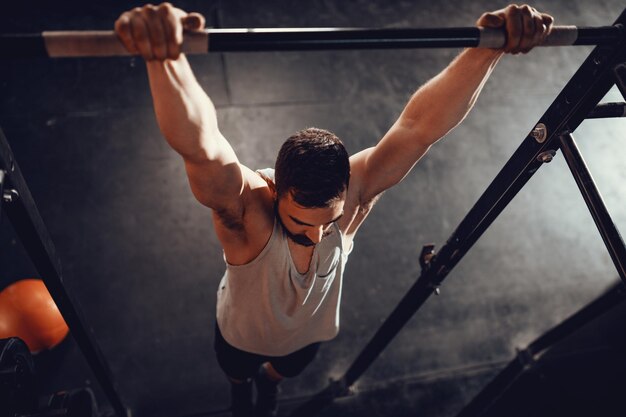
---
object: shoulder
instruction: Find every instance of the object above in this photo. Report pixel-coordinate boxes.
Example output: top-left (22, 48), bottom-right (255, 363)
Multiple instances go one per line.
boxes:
top-left (213, 167), bottom-right (276, 265)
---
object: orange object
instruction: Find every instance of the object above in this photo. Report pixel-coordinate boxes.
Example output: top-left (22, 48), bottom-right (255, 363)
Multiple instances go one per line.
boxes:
top-left (0, 279), bottom-right (69, 353)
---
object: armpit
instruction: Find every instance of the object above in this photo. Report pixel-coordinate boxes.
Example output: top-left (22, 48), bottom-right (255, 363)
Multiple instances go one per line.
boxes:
top-left (359, 191), bottom-right (383, 215)
top-left (214, 206), bottom-right (246, 232)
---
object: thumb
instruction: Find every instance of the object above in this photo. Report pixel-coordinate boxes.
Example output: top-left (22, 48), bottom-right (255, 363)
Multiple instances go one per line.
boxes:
top-left (182, 12), bottom-right (206, 31)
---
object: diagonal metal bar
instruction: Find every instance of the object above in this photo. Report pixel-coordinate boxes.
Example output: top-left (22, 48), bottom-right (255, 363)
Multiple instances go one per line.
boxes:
top-left (0, 127), bottom-right (128, 417)
top-left (558, 133), bottom-right (626, 284)
top-left (290, 8), bottom-right (626, 417)
top-left (457, 282), bottom-right (626, 417)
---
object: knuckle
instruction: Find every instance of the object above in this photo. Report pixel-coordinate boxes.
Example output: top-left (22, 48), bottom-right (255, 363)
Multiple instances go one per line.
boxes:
top-left (143, 5), bottom-right (157, 16)
top-left (158, 2), bottom-right (173, 12)
top-left (505, 5), bottom-right (519, 16)
top-left (157, 4), bottom-right (171, 16)
top-left (115, 16), bottom-right (130, 31)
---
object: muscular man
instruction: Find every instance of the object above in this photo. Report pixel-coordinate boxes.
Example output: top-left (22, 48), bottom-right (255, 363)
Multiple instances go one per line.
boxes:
top-left (115, 4), bottom-right (553, 416)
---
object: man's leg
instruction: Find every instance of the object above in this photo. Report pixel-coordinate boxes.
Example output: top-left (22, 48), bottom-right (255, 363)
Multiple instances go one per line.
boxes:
top-left (255, 342), bottom-right (321, 417)
top-left (214, 323), bottom-right (263, 417)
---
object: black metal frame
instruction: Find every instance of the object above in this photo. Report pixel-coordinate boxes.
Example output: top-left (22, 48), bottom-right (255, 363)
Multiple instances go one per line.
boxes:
top-left (1, 8), bottom-right (626, 417)
top-left (456, 282), bottom-right (626, 417)
top-left (0, 130), bottom-right (129, 417)
top-left (289, 8), bottom-right (626, 417)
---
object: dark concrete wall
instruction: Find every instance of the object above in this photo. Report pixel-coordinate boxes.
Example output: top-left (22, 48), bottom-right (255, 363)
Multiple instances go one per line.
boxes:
top-left (1, 1), bottom-right (624, 416)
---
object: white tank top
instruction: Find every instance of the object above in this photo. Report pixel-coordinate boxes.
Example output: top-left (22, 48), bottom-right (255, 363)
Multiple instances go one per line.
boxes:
top-left (215, 169), bottom-right (353, 356)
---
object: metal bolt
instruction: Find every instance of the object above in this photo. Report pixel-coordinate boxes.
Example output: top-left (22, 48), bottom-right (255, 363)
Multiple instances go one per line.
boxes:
top-left (530, 123), bottom-right (547, 143)
top-left (537, 150), bottom-right (556, 163)
top-left (3, 189), bottom-right (19, 203)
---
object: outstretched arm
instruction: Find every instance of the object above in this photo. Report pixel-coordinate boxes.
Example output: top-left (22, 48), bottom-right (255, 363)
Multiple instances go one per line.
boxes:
top-left (352, 4), bottom-right (554, 204)
top-left (115, 3), bottom-right (246, 215)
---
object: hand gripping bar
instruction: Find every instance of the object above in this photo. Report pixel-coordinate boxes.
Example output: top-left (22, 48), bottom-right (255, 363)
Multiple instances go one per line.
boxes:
top-left (0, 25), bottom-right (621, 58)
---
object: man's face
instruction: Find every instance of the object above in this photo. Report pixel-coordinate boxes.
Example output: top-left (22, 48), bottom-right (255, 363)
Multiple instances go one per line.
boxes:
top-left (275, 191), bottom-right (345, 247)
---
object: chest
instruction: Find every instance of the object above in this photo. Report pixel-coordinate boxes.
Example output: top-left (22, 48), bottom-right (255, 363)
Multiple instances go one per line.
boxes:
top-left (288, 240), bottom-right (316, 275)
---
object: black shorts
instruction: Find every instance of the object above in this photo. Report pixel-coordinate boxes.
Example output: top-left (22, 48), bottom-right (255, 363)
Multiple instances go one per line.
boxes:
top-left (214, 322), bottom-right (321, 380)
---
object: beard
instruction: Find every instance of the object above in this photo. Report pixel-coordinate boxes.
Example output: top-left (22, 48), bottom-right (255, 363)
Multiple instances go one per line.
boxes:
top-left (274, 201), bottom-right (316, 247)
top-left (285, 230), bottom-right (316, 247)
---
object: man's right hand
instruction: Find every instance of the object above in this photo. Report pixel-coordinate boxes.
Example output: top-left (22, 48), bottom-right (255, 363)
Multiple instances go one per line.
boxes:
top-left (114, 2), bottom-right (205, 61)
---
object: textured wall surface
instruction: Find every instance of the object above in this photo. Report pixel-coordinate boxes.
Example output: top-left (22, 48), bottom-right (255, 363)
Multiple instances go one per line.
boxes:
top-left (0, 1), bottom-right (624, 416)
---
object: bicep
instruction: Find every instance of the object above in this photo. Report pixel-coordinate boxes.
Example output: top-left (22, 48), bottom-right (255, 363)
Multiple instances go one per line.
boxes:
top-left (352, 122), bottom-right (431, 204)
top-left (183, 133), bottom-right (248, 212)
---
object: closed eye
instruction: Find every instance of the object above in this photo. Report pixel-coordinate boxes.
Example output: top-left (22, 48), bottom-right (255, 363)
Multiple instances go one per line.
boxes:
top-left (289, 213), bottom-right (343, 227)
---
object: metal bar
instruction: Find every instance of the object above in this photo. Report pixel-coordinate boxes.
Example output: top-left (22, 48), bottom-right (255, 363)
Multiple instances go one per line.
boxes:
top-left (0, 127), bottom-right (128, 417)
top-left (456, 358), bottom-right (526, 417)
top-left (614, 63), bottom-right (626, 100)
top-left (0, 26), bottom-right (621, 58)
top-left (287, 10), bottom-right (626, 417)
top-left (342, 273), bottom-right (435, 386)
top-left (290, 13), bottom-right (626, 417)
top-left (0, 169), bottom-right (5, 221)
top-left (558, 133), bottom-right (626, 284)
top-left (340, 12), bottom-right (626, 388)
top-left (586, 102), bottom-right (626, 118)
top-left (529, 282), bottom-right (626, 353)
top-left (457, 282), bottom-right (626, 417)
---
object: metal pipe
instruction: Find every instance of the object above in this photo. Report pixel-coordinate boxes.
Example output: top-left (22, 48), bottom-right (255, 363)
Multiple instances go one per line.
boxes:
top-left (586, 102), bottom-right (626, 118)
top-left (558, 133), bottom-right (626, 284)
top-left (457, 283), bottom-right (626, 417)
top-left (0, 25), bottom-right (621, 58)
top-left (0, 128), bottom-right (129, 417)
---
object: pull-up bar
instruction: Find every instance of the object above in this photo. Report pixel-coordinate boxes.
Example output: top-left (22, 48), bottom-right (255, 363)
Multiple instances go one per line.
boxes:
top-left (0, 25), bottom-right (622, 58)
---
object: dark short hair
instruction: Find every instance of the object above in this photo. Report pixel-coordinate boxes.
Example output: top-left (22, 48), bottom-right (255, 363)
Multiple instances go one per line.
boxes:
top-left (275, 127), bottom-right (350, 208)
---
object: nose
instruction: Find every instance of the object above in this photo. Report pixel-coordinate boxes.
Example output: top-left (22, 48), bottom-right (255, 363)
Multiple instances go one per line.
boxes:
top-left (306, 226), bottom-right (324, 244)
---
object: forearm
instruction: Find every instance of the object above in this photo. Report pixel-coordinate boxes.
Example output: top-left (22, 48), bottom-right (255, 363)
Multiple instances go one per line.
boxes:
top-left (146, 55), bottom-right (233, 163)
top-left (399, 47), bottom-right (503, 145)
